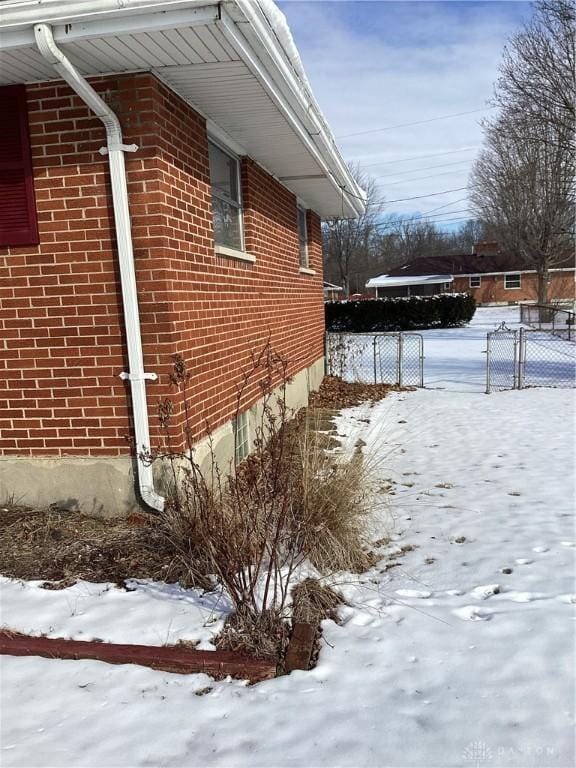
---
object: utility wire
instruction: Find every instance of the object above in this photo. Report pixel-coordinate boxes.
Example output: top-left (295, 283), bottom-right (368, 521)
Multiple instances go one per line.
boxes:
top-left (359, 147), bottom-right (479, 169)
top-left (373, 209), bottom-right (472, 230)
top-left (376, 215), bottom-right (473, 230)
top-left (373, 159), bottom-right (474, 180)
top-left (338, 107), bottom-right (495, 139)
top-left (420, 196), bottom-right (469, 215)
top-left (382, 167), bottom-right (473, 186)
top-left (340, 184), bottom-right (468, 204)
top-left (380, 186), bottom-right (468, 204)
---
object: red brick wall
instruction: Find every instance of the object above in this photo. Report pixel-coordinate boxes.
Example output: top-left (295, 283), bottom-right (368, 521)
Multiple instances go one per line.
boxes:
top-left (454, 271), bottom-right (575, 304)
top-left (0, 73), bottom-right (324, 457)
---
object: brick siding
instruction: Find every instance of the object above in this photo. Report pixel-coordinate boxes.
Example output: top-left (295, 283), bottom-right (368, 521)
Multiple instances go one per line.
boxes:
top-left (0, 73), bottom-right (324, 457)
top-left (453, 272), bottom-right (575, 304)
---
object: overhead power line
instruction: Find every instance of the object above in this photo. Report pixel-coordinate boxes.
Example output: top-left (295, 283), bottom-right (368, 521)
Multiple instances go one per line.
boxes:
top-left (382, 167), bottom-right (473, 186)
top-left (379, 186), bottom-right (468, 204)
top-left (338, 107), bottom-right (495, 139)
top-left (373, 209), bottom-right (472, 230)
top-left (421, 196), bottom-right (469, 215)
top-left (374, 159), bottom-right (474, 180)
top-left (359, 147), bottom-right (479, 169)
top-left (341, 184), bottom-right (468, 205)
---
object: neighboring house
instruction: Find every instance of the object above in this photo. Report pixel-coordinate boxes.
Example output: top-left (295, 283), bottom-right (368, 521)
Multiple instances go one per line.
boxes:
top-left (365, 274), bottom-right (453, 299)
top-left (0, 0), bottom-right (365, 516)
top-left (366, 242), bottom-right (575, 304)
top-left (323, 281), bottom-right (343, 301)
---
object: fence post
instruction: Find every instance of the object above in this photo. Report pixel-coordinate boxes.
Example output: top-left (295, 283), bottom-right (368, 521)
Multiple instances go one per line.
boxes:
top-left (373, 336), bottom-right (377, 384)
top-left (485, 332), bottom-right (491, 394)
top-left (419, 335), bottom-right (424, 387)
top-left (398, 333), bottom-right (404, 387)
top-left (517, 329), bottom-right (524, 390)
top-left (513, 330), bottom-right (519, 389)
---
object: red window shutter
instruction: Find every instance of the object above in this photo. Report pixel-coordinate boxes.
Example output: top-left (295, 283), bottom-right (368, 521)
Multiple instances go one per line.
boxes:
top-left (0, 84), bottom-right (39, 247)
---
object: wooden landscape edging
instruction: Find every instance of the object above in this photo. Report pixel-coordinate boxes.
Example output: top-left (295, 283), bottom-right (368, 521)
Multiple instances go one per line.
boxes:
top-left (284, 622), bottom-right (318, 672)
top-left (0, 631), bottom-right (276, 683)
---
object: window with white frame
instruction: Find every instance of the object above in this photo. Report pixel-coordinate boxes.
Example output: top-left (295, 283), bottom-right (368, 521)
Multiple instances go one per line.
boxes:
top-left (469, 275), bottom-right (481, 288)
top-left (208, 140), bottom-right (243, 251)
top-left (297, 206), bottom-right (308, 268)
top-left (233, 410), bottom-right (250, 465)
top-left (504, 273), bottom-right (521, 289)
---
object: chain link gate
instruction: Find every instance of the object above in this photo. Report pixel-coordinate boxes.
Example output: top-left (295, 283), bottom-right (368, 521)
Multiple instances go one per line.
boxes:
top-left (486, 324), bottom-right (518, 393)
top-left (325, 332), bottom-right (424, 387)
top-left (486, 324), bottom-right (575, 392)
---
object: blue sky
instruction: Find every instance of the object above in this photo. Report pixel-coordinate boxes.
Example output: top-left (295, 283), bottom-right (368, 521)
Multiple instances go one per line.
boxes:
top-left (277, 0), bottom-right (532, 226)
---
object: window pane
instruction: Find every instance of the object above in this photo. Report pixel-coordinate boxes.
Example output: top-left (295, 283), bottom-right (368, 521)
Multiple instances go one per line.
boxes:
top-left (297, 207), bottom-right (308, 267)
top-left (505, 274), bottom-right (521, 288)
top-left (234, 411), bottom-right (250, 464)
top-left (212, 197), bottom-right (242, 250)
top-left (209, 142), bottom-right (239, 203)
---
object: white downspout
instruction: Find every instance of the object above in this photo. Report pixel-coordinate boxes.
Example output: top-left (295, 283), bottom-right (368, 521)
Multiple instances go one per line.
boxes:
top-left (34, 23), bottom-right (165, 513)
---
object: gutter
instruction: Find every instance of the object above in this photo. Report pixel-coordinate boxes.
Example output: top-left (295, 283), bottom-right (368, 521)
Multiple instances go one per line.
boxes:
top-left (1, 0), bottom-right (216, 30)
top-left (34, 23), bottom-right (165, 513)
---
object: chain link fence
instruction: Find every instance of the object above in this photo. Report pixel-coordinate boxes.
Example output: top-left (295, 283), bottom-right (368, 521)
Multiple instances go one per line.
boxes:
top-left (326, 332), bottom-right (424, 387)
top-left (520, 303), bottom-right (575, 341)
top-left (518, 330), bottom-right (576, 389)
top-left (486, 324), bottom-right (575, 392)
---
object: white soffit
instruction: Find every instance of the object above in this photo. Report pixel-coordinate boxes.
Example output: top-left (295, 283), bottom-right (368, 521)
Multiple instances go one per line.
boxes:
top-left (0, 1), bottom-right (363, 218)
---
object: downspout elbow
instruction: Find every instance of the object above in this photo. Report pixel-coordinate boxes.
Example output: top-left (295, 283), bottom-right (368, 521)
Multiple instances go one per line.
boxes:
top-left (34, 24), bottom-right (122, 144)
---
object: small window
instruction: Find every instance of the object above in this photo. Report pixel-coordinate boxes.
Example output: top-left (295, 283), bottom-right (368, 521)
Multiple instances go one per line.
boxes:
top-left (208, 140), bottom-right (243, 251)
top-left (504, 273), bottom-right (521, 289)
top-left (469, 276), bottom-right (481, 288)
top-left (233, 410), bottom-right (250, 465)
top-left (443, 282), bottom-right (452, 291)
top-left (297, 206), bottom-right (308, 268)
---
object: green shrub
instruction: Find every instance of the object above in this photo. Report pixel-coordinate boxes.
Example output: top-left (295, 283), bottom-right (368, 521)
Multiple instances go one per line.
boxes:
top-left (325, 294), bottom-right (476, 332)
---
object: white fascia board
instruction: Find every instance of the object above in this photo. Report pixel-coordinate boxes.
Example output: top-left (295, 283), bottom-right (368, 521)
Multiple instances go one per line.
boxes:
top-left (221, 3), bottom-right (365, 217)
top-left (0, 3), bottom-right (220, 50)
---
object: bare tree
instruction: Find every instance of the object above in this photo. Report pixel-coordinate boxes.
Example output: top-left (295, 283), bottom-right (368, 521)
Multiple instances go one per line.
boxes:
top-left (322, 165), bottom-right (383, 296)
top-left (471, 117), bottom-right (574, 304)
top-left (495, 0), bottom-right (575, 139)
top-left (470, 0), bottom-right (575, 304)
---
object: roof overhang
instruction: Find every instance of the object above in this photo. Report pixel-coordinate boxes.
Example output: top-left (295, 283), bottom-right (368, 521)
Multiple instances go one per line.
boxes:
top-left (366, 274), bottom-right (454, 288)
top-left (0, 0), bottom-right (365, 218)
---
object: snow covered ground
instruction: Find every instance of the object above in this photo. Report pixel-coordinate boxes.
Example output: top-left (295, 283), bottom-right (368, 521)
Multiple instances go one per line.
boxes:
top-left (1, 307), bottom-right (575, 768)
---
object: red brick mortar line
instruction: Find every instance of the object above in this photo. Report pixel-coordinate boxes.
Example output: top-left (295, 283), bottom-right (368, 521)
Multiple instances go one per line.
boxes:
top-left (0, 631), bottom-right (277, 683)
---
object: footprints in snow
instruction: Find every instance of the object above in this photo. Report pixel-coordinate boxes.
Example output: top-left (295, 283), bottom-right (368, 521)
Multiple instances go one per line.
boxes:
top-left (395, 589), bottom-right (432, 599)
top-left (453, 605), bottom-right (493, 622)
top-left (470, 584), bottom-right (500, 600)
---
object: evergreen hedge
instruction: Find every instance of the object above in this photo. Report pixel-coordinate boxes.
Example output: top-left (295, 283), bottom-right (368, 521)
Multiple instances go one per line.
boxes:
top-left (325, 294), bottom-right (476, 332)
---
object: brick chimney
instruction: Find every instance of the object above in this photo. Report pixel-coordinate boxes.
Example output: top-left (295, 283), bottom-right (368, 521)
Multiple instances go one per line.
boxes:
top-left (473, 241), bottom-right (501, 256)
